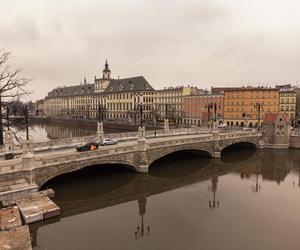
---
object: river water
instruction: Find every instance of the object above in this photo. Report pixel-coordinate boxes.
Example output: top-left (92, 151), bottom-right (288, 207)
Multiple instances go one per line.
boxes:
top-left (25, 124), bottom-right (300, 250)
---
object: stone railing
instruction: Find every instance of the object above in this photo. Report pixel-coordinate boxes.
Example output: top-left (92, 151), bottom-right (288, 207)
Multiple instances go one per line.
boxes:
top-left (148, 134), bottom-right (214, 148)
top-left (38, 143), bottom-right (139, 167)
top-left (1, 127), bottom-right (250, 158)
top-left (0, 158), bottom-right (23, 174)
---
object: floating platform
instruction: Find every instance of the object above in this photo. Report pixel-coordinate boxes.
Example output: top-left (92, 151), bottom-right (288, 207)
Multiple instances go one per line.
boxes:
top-left (18, 193), bottom-right (60, 224)
top-left (0, 225), bottom-right (32, 250)
top-left (0, 206), bottom-right (22, 230)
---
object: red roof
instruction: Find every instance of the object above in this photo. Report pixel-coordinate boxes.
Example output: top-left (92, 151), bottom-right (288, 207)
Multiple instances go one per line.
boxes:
top-left (263, 113), bottom-right (290, 124)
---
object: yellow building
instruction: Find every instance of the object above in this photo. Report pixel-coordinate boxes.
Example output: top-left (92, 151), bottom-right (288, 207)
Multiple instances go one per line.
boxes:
top-left (279, 90), bottom-right (296, 125)
top-left (153, 86), bottom-right (198, 122)
top-left (44, 61), bottom-right (155, 123)
top-left (224, 88), bottom-right (279, 127)
top-left (105, 76), bottom-right (154, 121)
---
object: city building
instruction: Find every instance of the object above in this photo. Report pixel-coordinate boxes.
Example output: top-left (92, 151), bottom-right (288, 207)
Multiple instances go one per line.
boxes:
top-left (295, 88), bottom-right (300, 126)
top-left (276, 85), bottom-right (296, 126)
top-left (182, 94), bottom-right (224, 126)
top-left (262, 113), bottom-right (291, 145)
top-left (105, 76), bottom-right (154, 122)
top-left (35, 99), bottom-right (44, 116)
top-left (223, 87), bottom-right (280, 127)
top-left (152, 86), bottom-right (198, 125)
top-left (44, 61), bottom-right (155, 123)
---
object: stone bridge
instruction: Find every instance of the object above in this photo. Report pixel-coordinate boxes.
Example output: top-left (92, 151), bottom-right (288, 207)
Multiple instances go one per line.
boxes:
top-left (0, 127), bottom-right (262, 199)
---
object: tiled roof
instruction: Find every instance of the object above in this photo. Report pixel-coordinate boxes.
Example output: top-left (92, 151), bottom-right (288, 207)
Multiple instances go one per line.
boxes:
top-left (263, 113), bottom-right (290, 124)
top-left (105, 76), bottom-right (154, 93)
top-left (46, 84), bottom-right (95, 98)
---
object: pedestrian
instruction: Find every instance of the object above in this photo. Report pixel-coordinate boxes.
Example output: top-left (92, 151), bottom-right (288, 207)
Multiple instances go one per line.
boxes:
top-left (154, 131), bottom-right (156, 137)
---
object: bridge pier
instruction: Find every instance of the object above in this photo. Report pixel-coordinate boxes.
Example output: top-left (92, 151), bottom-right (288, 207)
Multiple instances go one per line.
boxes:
top-left (213, 151), bottom-right (221, 158)
top-left (135, 165), bottom-right (149, 173)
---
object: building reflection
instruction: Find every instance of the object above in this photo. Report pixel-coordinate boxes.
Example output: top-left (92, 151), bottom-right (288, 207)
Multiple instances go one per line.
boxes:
top-left (134, 197), bottom-right (150, 240)
top-left (45, 124), bottom-right (95, 139)
top-left (29, 148), bottom-right (300, 247)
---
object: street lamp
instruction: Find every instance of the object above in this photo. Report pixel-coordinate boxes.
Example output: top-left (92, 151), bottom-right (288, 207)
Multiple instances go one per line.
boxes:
top-left (207, 102), bottom-right (218, 127)
top-left (251, 167), bottom-right (261, 193)
top-left (134, 197), bottom-right (150, 240)
top-left (98, 104), bottom-right (106, 122)
top-left (208, 175), bottom-right (220, 211)
top-left (134, 103), bottom-right (144, 127)
top-left (254, 102), bottom-right (264, 128)
top-left (24, 105), bottom-right (29, 140)
top-left (165, 104), bottom-right (169, 120)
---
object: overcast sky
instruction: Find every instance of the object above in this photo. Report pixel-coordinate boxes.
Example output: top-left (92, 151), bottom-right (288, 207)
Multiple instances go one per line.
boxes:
top-left (1, 0), bottom-right (300, 100)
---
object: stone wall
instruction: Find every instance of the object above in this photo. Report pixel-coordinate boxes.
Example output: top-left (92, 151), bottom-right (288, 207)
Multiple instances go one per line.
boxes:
top-left (290, 135), bottom-right (300, 148)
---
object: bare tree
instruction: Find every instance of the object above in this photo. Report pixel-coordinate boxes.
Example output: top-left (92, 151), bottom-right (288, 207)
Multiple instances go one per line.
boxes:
top-left (0, 49), bottom-right (30, 145)
top-left (169, 108), bottom-right (185, 127)
top-left (150, 107), bottom-right (160, 125)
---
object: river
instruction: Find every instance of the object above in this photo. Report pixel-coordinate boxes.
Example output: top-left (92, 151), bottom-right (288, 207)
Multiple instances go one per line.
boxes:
top-left (22, 124), bottom-right (300, 250)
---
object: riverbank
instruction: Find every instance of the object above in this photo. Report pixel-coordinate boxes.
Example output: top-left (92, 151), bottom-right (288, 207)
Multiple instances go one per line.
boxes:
top-left (30, 116), bottom-right (161, 133)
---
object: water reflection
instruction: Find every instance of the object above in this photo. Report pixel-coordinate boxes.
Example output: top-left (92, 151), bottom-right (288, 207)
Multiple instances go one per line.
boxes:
top-left (134, 197), bottom-right (150, 240)
top-left (208, 175), bottom-right (220, 210)
top-left (29, 147), bottom-right (300, 250)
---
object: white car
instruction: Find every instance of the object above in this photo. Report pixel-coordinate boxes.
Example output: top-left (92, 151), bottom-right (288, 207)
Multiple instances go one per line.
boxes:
top-left (100, 138), bottom-right (118, 146)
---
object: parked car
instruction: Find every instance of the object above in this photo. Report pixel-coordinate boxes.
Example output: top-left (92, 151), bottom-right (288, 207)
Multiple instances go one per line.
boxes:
top-left (100, 138), bottom-right (118, 146)
top-left (76, 142), bottom-right (99, 152)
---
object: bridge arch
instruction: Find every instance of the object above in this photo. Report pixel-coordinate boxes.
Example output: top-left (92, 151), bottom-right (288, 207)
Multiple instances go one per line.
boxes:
top-left (148, 146), bottom-right (213, 169)
top-left (37, 159), bottom-right (140, 189)
top-left (220, 140), bottom-right (258, 153)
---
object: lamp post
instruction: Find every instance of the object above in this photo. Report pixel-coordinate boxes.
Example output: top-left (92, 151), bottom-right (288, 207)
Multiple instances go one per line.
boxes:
top-left (165, 104), bottom-right (168, 120)
top-left (208, 175), bottom-right (220, 211)
top-left (207, 102), bottom-right (218, 127)
top-left (134, 197), bottom-right (150, 240)
top-left (254, 102), bottom-right (263, 128)
top-left (251, 166), bottom-right (261, 193)
top-left (24, 105), bottom-right (29, 140)
top-left (98, 104), bottom-right (106, 122)
top-left (135, 103), bottom-right (143, 127)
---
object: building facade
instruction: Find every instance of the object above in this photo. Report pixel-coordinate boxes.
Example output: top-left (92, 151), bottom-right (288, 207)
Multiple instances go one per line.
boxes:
top-left (223, 87), bottom-right (280, 127)
top-left (278, 90), bottom-right (296, 126)
top-left (295, 88), bottom-right (300, 126)
top-left (152, 86), bottom-right (198, 125)
top-left (182, 94), bottom-right (224, 126)
top-left (44, 61), bottom-right (155, 123)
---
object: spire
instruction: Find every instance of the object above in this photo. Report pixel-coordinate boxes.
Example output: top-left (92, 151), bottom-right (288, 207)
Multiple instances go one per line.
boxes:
top-left (102, 58), bottom-right (111, 80)
top-left (105, 59), bottom-right (109, 70)
top-left (84, 76), bottom-right (87, 84)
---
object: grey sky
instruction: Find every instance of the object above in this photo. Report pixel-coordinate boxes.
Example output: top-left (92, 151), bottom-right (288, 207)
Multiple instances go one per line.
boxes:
top-left (1, 0), bottom-right (300, 100)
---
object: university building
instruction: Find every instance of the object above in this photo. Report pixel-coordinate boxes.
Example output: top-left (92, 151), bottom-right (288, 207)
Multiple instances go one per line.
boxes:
top-left (44, 61), bottom-right (154, 122)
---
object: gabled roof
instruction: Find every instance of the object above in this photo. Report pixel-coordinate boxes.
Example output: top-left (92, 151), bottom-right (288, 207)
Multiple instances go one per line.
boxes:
top-left (105, 76), bottom-right (154, 93)
top-left (263, 113), bottom-right (290, 124)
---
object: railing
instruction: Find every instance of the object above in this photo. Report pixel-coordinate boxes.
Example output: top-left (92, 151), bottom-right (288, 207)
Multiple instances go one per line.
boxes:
top-left (38, 143), bottom-right (139, 166)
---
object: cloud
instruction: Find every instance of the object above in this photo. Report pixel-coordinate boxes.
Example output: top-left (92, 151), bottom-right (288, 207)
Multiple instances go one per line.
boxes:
top-left (1, 0), bottom-right (300, 100)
